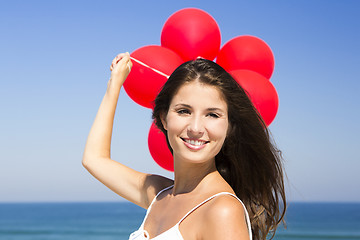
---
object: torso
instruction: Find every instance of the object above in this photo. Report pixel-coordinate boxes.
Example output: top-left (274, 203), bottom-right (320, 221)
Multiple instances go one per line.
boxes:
top-left (129, 185), bottom-right (252, 240)
top-left (144, 187), bottom-right (208, 239)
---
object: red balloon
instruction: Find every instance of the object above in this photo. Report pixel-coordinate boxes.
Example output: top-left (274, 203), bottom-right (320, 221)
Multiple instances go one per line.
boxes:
top-left (124, 45), bottom-right (183, 109)
top-left (161, 8), bottom-right (221, 61)
top-left (148, 122), bottom-right (174, 171)
top-left (229, 70), bottom-right (279, 126)
top-left (217, 36), bottom-right (275, 79)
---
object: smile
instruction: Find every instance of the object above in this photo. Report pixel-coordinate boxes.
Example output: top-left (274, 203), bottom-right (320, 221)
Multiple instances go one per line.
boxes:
top-left (181, 138), bottom-right (209, 150)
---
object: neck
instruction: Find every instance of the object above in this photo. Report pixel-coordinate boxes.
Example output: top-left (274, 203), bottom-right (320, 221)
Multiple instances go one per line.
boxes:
top-left (172, 157), bottom-right (219, 195)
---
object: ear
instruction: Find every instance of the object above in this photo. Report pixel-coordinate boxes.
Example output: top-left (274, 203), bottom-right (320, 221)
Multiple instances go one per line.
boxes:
top-left (160, 112), bottom-right (168, 130)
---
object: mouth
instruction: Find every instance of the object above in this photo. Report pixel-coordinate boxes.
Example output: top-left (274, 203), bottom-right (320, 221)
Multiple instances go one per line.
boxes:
top-left (180, 138), bottom-right (209, 149)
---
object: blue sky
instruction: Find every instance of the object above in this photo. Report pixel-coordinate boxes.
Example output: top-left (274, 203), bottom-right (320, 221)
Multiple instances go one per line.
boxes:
top-left (0, 0), bottom-right (359, 202)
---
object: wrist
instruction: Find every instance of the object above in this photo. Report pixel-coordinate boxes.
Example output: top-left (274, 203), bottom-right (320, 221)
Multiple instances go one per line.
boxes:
top-left (106, 80), bottom-right (121, 98)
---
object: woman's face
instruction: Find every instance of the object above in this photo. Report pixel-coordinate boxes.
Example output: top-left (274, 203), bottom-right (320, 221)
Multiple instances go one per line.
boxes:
top-left (161, 80), bottom-right (229, 165)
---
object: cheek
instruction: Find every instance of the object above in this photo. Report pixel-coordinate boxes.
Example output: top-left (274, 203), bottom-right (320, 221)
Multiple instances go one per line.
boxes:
top-left (165, 114), bottom-right (184, 135)
top-left (207, 120), bottom-right (229, 141)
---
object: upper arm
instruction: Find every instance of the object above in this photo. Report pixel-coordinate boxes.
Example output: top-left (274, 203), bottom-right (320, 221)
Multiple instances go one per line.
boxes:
top-left (83, 157), bottom-right (173, 209)
top-left (201, 196), bottom-right (250, 240)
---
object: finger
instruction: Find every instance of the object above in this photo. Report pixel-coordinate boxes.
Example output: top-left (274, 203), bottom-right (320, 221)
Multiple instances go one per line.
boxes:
top-left (125, 53), bottom-right (132, 72)
top-left (115, 55), bottom-right (120, 63)
top-left (127, 58), bottom-right (133, 72)
top-left (117, 54), bottom-right (130, 66)
top-left (110, 60), bottom-right (116, 70)
top-left (110, 52), bottom-right (130, 71)
top-left (127, 55), bottom-right (133, 69)
top-left (110, 54), bottom-right (121, 71)
top-left (110, 61), bottom-right (116, 71)
top-left (110, 57), bottom-right (118, 71)
top-left (113, 55), bottom-right (120, 65)
top-left (115, 53), bottom-right (127, 64)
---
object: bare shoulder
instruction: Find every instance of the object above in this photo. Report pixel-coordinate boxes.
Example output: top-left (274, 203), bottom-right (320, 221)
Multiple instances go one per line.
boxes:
top-left (201, 194), bottom-right (250, 240)
top-left (142, 174), bottom-right (174, 207)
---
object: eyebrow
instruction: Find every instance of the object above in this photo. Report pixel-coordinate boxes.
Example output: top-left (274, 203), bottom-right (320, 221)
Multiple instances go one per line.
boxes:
top-left (207, 107), bottom-right (225, 112)
top-left (173, 104), bottom-right (226, 113)
top-left (174, 103), bottom-right (191, 108)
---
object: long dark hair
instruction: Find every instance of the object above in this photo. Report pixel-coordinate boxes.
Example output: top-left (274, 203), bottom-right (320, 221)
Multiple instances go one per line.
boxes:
top-left (152, 59), bottom-right (286, 240)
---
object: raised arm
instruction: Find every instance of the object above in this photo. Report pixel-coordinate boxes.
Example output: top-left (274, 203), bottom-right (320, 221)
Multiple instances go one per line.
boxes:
top-left (82, 53), bottom-right (173, 208)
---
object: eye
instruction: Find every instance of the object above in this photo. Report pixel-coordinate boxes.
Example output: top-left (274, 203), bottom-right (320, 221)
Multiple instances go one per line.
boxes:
top-left (207, 112), bottom-right (220, 118)
top-left (177, 109), bottom-right (190, 115)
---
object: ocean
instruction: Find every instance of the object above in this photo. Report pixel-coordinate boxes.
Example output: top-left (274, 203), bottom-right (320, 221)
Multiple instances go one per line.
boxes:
top-left (0, 202), bottom-right (359, 239)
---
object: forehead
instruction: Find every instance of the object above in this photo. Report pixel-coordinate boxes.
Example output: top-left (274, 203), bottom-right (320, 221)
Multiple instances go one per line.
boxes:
top-left (170, 81), bottom-right (227, 109)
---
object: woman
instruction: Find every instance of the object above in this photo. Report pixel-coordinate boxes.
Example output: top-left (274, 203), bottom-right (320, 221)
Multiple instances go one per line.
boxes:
top-left (83, 53), bottom-right (286, 240)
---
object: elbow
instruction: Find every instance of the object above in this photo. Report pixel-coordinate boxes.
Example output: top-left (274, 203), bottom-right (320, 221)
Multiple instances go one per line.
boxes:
top-left (82, 158), bottom-right (88, 170)
top-left (82, 157), bottom-right (88, 168)
top-left (82, 153), bottom-right (105, 170)
top-left (82, 153), bottom-right (92, 169)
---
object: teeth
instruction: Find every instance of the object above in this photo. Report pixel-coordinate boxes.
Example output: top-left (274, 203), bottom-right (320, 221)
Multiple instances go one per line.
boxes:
top-left (186, 139), bottom-right (205, 146)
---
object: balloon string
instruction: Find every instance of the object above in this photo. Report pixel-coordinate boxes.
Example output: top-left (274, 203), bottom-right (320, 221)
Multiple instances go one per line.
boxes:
top-left (130, 56), bottom-right (170, 79)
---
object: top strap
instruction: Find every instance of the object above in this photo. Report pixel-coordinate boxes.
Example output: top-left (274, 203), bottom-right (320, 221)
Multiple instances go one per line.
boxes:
top-left (140, 186), bottom-right (252, 240)
top-left (177, 192), bottom-right (252, 240)
top-left (140, 185), bottom-right (174, 228)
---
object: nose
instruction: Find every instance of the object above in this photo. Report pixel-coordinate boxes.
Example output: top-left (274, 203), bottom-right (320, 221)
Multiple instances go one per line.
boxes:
top-left (187, 115), bottom-right (204, 137)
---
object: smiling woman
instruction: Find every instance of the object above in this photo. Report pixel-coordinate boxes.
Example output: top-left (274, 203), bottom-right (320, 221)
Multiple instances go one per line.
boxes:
top-left (83, 54), bottom-right (286, 240)
top-left (161, 81), bottom-right (229, 164)
top-left (152, 59), bottom-right (286, 240)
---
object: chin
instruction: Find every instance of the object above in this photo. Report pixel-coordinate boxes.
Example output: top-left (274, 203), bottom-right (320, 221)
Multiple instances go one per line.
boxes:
top-left (174, 153), bottom-right (216, 166)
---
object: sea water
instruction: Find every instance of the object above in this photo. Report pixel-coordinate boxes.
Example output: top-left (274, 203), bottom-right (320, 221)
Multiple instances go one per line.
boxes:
top-left (0, 202), bottom-right (359, 239)
top-left (276, 202), bottom-right (360, 239)
top-left (0, 202), bottom-right (142, 239)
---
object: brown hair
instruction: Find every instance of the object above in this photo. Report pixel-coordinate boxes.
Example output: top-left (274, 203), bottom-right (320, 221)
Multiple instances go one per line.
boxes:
top-left (152, 59), bottom-right (286, 240)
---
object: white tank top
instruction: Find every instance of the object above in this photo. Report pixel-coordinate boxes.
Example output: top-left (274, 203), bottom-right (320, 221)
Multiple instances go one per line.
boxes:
top-left (129, 185), bottom-right (252, 240)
